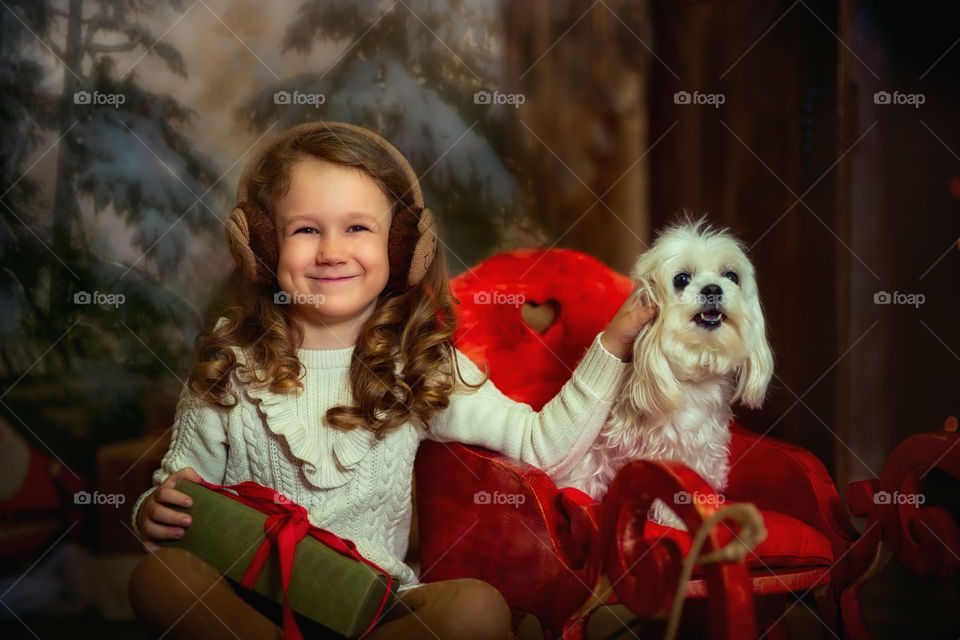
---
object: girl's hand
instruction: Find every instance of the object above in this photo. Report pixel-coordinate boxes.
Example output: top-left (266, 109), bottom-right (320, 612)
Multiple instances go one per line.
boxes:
top-left (136, 467), bottom-right (203, 553)
top-left (600, 285), bottom-right (658, 362)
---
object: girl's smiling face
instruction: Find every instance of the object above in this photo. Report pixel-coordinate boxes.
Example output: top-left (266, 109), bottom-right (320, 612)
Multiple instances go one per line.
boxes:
top-left (274, 159), bottom-right (392, 345)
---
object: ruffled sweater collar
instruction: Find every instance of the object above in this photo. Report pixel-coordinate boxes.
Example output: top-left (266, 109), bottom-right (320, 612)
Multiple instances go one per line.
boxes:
top-left (215, 317), bottom-right (377, 490)
top-left (244, 379), bottom-right (376, 490)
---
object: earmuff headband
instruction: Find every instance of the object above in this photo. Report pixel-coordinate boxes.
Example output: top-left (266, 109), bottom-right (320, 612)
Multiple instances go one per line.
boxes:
top-left (225, 122), bottom-right (437, 288)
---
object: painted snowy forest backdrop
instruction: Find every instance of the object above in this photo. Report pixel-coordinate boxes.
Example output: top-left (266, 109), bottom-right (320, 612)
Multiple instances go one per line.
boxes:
top-left (1, 0), bottom-right (528, 471)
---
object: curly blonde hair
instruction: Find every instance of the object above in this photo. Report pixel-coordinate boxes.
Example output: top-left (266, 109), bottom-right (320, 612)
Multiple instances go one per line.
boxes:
top-left (188, 125), bottom-right (485, 435)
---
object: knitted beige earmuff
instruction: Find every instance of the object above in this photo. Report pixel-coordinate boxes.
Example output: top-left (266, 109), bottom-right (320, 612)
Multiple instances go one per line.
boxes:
top-left (224, 122), bottom-right (438, 289)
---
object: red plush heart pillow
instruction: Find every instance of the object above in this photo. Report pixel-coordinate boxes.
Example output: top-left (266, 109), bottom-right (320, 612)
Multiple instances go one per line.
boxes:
top-left (451, 249), bottom-right (633, 410)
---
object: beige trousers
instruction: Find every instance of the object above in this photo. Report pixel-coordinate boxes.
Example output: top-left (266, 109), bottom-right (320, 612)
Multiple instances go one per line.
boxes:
top-left (128, 547), bottom-right (512, 640)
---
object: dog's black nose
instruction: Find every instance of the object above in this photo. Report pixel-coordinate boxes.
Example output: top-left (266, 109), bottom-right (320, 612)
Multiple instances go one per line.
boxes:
top-left (701, 284), bottom-right (723, 305)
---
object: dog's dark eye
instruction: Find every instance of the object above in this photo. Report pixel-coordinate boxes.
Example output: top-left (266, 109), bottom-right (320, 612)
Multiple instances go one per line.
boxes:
top-left (673, 273), bottom-right (691, 289)
top-left (724, 271), bottom-right (739, 285)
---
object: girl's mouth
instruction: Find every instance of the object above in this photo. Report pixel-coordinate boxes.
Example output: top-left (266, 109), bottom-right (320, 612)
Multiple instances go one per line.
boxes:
top-left (310, 276), bottom-right (357, 282)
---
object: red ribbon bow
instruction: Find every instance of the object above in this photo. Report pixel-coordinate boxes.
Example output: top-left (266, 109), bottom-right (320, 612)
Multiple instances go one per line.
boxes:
top-left (200, 480), bottom-right (393, 639)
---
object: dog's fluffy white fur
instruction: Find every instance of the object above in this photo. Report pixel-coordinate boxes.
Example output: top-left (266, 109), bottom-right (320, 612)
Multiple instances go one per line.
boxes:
top-left (558, 218), bottom-right (773, 529)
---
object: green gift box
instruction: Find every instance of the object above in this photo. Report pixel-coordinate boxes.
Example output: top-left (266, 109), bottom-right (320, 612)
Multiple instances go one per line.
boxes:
top-left (162, 480), bottom-right (396, 638)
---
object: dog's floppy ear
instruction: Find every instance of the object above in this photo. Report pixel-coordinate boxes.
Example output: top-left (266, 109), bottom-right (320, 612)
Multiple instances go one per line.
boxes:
top-left (614, 274), bottom-right (683, 419)
top-left (733, 284), bottom-right (773, 408)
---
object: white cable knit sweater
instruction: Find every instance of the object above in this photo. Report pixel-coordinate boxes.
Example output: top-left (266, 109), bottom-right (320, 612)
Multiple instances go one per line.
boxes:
top-left (132, 323), bottom-right (627, 587)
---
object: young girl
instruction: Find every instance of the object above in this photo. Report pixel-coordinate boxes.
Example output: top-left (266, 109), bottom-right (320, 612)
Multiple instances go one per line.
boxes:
top-left (128, 121), bottom-right (655, 640)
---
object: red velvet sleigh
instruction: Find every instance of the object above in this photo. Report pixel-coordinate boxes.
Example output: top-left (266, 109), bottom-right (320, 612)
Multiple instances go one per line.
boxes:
top-left (414, 249), bottom-right (882, 639)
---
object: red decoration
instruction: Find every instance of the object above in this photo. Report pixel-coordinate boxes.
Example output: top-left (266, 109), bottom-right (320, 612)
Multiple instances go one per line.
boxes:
top-left (846, 424), bottom-right (960, 578)
top-left (0, 432), bottom-right (88, 560)
top-left (451, 248), bottom-right (634, 410)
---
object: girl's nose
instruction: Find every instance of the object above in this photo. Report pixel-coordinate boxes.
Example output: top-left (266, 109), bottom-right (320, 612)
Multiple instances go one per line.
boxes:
top-left (317, 235), bottom-right (347, 264)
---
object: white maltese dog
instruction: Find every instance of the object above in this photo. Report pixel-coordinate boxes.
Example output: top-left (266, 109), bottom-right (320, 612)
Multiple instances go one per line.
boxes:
top-left (559, 218), bottom-right (773, 529)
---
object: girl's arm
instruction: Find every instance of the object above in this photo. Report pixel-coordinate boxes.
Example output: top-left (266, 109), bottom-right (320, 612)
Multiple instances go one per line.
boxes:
top-left (426, 331), bottom-right (628, 479)
top-left (130, 384), bottom-right (229, 539)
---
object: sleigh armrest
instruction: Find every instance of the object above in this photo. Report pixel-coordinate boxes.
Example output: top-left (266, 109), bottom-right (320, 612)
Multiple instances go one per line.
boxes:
top-left (414, 441), bottom-right (600, 637)
top-left (726, 423), bottom-right (860, 548)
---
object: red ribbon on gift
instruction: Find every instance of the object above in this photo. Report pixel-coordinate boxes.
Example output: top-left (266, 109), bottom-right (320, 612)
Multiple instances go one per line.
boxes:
top-left (199, 479), bottom-right (393, 640)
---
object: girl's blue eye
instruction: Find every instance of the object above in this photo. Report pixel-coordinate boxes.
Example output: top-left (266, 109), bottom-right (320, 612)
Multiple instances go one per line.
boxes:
top-left (292, 225), bottom-right (369, 234)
